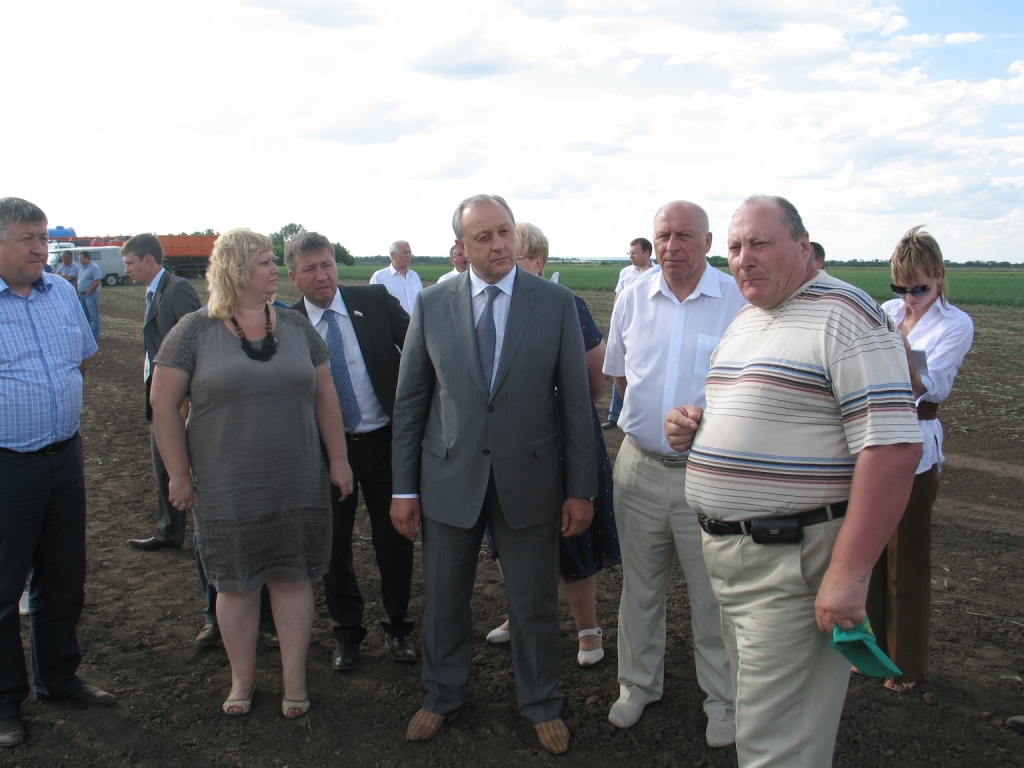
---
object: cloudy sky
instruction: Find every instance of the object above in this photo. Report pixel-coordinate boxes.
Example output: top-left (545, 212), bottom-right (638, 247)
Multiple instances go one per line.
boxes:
top-left (5, 1), bottom-right (1022, 261)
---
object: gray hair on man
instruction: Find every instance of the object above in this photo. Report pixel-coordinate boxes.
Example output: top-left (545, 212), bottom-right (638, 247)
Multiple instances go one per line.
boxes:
top-left (451, 194), bottom-right (515, 240)
top-left (0, 197), bottom-right (47, 242)
top-left (742, 195), bottom-right (807, 241)
top-left (284, 230), bottom-right (333, 272)
top-left (389, 240), bottom-right (410, 255)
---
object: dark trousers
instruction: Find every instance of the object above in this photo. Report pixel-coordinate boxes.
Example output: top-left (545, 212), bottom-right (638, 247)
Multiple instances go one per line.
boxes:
top-left (420, 473), bottom-right (561, 724)
top-left (866, 464), bottom-right (940, 684)
top-left (194, 532), bottom-right (275, 632)
top-left (0, 436), bottom-right (87, 718)
top-left (323, 426), bottom-right (414, 643)
top-left (152, 426), bottom-right (185, 547)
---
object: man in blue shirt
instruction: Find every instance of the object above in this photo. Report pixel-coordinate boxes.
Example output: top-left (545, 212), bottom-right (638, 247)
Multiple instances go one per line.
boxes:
top-left (76, 250), bottom-right (102, 340)
top-left (0, 198), bottom-right (116, 748)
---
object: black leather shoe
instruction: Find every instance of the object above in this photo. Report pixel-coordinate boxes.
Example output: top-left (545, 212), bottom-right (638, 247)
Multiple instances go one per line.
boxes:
top-left (384, 635), bottom-right (416, 662)
top-left (600, 420), bottom-right (617, 430)
top-left (61, 683), bottom-right (117, 707)
top-left (0, 717), bottom-right (25, 747)
top-left (195, 623), bottom-right (222, 647)
top-left (127, 537), bottom-right (164, 551)
top-left (331, 641), bottom-right (360, 671)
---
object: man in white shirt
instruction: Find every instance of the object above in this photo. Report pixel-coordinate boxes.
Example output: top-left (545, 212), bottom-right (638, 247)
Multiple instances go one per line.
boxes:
top-left (369, 240), bottom-right (423, 313)
top-left (603, 237), bottom-right (659, 429)
top-left (602, 201), bottom-right (745, 746)
top-left (436, 243), bottom-right (468, 283)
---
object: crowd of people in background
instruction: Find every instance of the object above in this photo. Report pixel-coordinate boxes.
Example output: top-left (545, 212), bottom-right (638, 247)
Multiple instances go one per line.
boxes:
top-left (0, 190), bottom-right (992, 762)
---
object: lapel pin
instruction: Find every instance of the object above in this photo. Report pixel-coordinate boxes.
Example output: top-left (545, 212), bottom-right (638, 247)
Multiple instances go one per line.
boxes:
top-left (353, 310), bottom-right (364, 317)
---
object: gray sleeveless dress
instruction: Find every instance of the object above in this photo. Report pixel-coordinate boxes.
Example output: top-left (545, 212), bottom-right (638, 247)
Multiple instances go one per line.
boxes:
top-left (154, 307), bottom-right (332, 593)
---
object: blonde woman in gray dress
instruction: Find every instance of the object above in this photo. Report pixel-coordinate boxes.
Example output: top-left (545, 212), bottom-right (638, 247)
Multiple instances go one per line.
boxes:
top-left (151, 229), bottom-right (352, 719)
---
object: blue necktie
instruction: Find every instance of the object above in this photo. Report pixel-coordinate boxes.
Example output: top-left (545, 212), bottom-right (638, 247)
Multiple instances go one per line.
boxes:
top-left (323, 310), bottom-right (362, 430)
top-left (476, 285), bottom-right (501, 390)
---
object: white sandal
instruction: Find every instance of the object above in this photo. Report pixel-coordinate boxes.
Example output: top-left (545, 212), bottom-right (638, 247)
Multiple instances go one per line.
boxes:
top-left (577, 628), bottom-right (604, 667)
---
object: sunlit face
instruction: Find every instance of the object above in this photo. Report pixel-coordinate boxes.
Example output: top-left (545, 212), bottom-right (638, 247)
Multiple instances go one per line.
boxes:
top-left (727, 200), bottom-right (815, 309)
top-left (391, 243), bottom-right (413, 273)
top-left (62, 252), bottom-right (73, 265)
top-left (450, 244), bottom-right (468, 272)
top-left (628, 243), bottom-right (651, 267)
top-left (123, 251), bottom-right (159, 285)
top-left (78, 253), bottom-right (91, 267)
top-left (0, 220), bottom-right (48, 290)
top-left (517, 254), bottom-right (545, 277)
top-left (289, 247), bottom-right (338, 309)
top-left (653, 203), bottom-right (711, 288)
top-left (893, 266), bottom-right (941, 315)
top-left (458, 202), bottom-right (516, 285)
top-left (247, 250), bottom-right (279, 300)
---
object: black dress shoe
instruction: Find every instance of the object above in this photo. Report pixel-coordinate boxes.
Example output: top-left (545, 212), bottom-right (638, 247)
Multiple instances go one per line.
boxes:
top-left (56, 683), bottom-right (117, 707)
top-left (384, 635), bottom-right (416, 662)
top-left (195, 623), bottom-right (222, 647)
top-left (0, 717), bottom-right (25, 747)
top-left (600, 420), bottom-right (617, 430)
top-left (127, 537), bottom-right (164, 551)
top-left (331, 641), bottom-right (360, 671)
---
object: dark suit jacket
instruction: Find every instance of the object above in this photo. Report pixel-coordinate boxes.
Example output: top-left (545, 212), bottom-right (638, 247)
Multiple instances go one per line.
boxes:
top-left (391, 268), bottom-right (597, 530)
top-left (144, 271), bottom-right (201, 420)
top-left (290, 284), bottom-right (409, 419)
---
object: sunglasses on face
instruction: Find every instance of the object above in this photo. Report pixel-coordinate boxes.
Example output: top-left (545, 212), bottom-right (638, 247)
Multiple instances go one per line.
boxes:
top-left (891, 283), bottom-right (932, 297)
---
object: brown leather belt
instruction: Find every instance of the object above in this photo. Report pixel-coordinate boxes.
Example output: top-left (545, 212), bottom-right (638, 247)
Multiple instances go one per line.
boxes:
top-left (697, 501), bottom-right (849, 537)
top-left (917, 402), bottom-right (939, 421)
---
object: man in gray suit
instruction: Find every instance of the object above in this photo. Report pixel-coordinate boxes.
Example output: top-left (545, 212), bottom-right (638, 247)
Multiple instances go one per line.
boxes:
top-left (390, 194), bottom-right (597, 755)
top-left (122, 233), bottom-right (201, 551)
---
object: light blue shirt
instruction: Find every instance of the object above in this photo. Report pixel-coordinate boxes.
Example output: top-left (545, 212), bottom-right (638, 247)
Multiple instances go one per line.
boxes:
top-left (0, 274), bottom-right (98, 450)
top-left (77, 261), bottom-right (102, 295)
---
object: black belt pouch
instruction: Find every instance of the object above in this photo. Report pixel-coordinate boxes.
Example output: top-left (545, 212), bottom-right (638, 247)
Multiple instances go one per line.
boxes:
top-left (750, 517), bottom-right (803, 544)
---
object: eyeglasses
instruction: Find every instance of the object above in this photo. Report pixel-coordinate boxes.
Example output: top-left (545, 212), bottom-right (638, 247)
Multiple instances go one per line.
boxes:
top-left (890, 283), bottom-right (932, 297)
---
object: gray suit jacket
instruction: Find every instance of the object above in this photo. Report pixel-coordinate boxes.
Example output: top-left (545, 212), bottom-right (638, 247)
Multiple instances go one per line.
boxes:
top-left (391, 268), bottom-right (597, 529)
top-left (144, 271), bottom-right (201, 420)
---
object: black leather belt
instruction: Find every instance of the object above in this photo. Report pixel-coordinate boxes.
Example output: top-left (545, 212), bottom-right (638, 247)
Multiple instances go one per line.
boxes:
top-left (346, 424), bottom-right (391, 442)
top-left (0, 433), bottom-right (77, 456)
top-left (697, 500), bottom-right (848, 537)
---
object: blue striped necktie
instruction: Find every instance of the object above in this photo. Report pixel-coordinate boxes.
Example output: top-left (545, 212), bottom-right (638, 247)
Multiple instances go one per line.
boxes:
top-left (476, 285), bottom-right (501, 390)
top-left (323, 310), bottom-right (362, 430)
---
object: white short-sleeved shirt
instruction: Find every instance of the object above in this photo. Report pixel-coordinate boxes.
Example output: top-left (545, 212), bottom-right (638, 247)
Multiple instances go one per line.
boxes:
top-left (436, 268), bottom-right (463, 283)
top-left (369, 264), bottom-right (423, 314)
top-left (603, 263), bottom-right (746, 455)
top-left (882, 297), bottom-right (974, 474)
top-left (685, 273), bottom-right (922, 521)
top-left (615, 263), bottom-right (660, 294)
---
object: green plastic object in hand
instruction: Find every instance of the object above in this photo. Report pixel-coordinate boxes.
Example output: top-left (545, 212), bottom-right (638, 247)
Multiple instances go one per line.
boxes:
top-left (829, 619), bottom-right (902, 678)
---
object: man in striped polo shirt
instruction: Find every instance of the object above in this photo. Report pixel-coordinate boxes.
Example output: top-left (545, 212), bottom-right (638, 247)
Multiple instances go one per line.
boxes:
top-left (666, 196), bottom-right (923, 767)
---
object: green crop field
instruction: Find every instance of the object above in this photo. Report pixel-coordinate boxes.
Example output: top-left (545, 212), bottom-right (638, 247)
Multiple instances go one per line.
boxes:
top-left (282, 264), bottom-right (1024, 306)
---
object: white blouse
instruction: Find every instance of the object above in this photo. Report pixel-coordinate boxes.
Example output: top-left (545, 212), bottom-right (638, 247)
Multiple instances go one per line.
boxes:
top-left (882, 297), bottom-right (974, 475)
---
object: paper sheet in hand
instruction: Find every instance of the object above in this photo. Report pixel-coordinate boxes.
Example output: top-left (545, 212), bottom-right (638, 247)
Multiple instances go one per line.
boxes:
top-left (910, 349), bottom-right (929, 378)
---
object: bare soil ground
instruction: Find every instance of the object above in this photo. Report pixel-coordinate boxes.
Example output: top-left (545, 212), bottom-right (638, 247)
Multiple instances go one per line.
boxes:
top-left (3, 283), bottom-right (1023, 768)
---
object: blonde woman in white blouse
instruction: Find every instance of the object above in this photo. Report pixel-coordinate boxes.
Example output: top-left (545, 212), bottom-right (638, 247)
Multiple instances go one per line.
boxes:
top-left (866, 226), bottom-right (974, 692)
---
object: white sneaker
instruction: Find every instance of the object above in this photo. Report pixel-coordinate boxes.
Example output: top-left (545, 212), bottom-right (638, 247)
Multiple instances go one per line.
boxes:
top-left (705, 718), bottom-right (736, 748)
top-left (19, 588), bottom-right (30, 617)
top-left (577, 628), bottom-right (604, 667)
top-left (608, 697), bottom-right (645, 729)
top-left (486, 625), bottom-right (510, 644)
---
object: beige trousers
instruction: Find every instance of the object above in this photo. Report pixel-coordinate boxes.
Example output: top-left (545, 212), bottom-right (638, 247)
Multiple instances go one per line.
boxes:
top-left (702, 516), bottom-right (850, 768)
top-left (613, 437), bottom-right (735, 723)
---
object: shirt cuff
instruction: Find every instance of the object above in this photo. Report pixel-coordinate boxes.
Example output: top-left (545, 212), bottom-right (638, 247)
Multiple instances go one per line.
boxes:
top-left (392, 493), bottom-right (419, 499)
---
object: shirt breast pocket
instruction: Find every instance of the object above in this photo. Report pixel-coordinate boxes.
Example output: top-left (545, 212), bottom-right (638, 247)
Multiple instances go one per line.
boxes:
top-left (693, 334), bottom-right (721, 378)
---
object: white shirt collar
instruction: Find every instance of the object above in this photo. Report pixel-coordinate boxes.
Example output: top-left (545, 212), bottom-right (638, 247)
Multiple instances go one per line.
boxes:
top-left (146, 268), bottom-right (166, 294)
top-left (304, 287), bottom-right (346, 326)
top-left (469, 264), bottom-right (517, 298)
top-left (885, 294), bottom-right (954, 326)
top-left (388, 263), bottom-right (408, 278)
top-left (648, 260), bottom-right (723, 303)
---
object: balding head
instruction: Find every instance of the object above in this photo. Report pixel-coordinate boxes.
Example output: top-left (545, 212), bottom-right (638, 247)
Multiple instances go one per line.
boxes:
top-left (654, 200), bottom-right (710, 236)
top-left (652, 200), bottom-right (712, 300)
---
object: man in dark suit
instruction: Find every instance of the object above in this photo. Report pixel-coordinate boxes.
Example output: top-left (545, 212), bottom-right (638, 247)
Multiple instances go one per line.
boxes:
top-left (123, 233), bottom-right (200, 553)
top-left (286, 231), bottom-right (415, 671)
top-left (390, 194), bottom-right (597, 755)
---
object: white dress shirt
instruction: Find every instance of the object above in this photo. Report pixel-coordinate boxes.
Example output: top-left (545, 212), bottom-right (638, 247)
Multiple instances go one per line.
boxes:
top-left (369, 263), bottom-right (423, 314)
top-left (882, 296), bottom-right (974, 474)
top-left (304, 288), bottom-right (390, 434)
top-left (469, 265), bottom-right (516, 390)
top-left (603, 263), bottom-right (747, 455)
top-left (436, 268), bottom-right (463, 283)
top-left (615, 263), bottom-right (661, 294)
top-left (143, 267), bottom-right (167, 380)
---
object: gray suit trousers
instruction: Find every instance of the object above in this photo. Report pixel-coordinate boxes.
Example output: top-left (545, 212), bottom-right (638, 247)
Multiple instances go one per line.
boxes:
top-left (420, 473), bottom-right (561, 724)
top-left (152, 426), bottom-right (184, 548)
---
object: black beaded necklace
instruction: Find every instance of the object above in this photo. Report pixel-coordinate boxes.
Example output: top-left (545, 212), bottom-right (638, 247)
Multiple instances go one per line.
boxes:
top-left (230, 304), bottom-right (278, 362)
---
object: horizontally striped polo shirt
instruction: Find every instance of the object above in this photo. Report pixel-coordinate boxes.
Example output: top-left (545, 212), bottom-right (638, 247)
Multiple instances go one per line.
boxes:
top-left (685, 273), bottom-right (921, 522)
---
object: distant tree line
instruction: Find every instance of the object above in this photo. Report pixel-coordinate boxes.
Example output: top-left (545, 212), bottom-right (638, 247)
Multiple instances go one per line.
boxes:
top-left (268, 223), bottom-right (353, 266)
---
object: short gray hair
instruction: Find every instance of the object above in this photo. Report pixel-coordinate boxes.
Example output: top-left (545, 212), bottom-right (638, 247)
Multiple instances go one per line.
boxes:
top-left (452, 194), bottom-right (515, 240)
top-left (389, 240), bottom-right (410, 256)
top-left (0, 197), bottom-right (46, 242)
top-left (284, 230), bottom-right (333, 272)
top-left (742, 195), bottom-right (807, 241)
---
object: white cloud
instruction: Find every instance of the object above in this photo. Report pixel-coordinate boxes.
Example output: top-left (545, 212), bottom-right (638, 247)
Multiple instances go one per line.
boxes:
top-left (1, 0), bottom-right (1021, 262)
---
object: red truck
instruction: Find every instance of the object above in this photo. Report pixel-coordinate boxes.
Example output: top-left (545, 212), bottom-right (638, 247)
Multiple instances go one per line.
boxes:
top-left (48, 232), bottom-right (218, 277)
